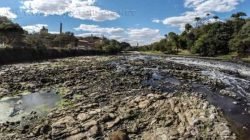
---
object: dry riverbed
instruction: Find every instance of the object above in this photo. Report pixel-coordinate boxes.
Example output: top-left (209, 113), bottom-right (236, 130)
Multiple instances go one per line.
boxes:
top-left (0, 54), bottom-right (249, 140)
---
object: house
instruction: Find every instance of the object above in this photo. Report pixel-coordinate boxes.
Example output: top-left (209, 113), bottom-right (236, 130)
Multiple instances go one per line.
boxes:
top-left (77, 36), bottom-right (105, 50)
top-left (78, 40), bottom-right (95, 50)
top-left (40, 26), bottom-right (48, 34)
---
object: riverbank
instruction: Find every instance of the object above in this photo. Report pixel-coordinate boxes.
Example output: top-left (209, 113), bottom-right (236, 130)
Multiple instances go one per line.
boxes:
top-left (0, 55), bottom-right (249, 139)
top-left (139, 50), bottom-right (250, 64)
top-left (0, 47), bottom-right (113, 65)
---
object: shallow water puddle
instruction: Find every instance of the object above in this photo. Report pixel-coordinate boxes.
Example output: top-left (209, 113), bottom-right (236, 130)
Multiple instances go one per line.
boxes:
top-left (142, 70), bottom-right (181, 92)
top-left (0, 90), bottom-right (60, 123)
top-left (192, 84), bottom-right (250, 139)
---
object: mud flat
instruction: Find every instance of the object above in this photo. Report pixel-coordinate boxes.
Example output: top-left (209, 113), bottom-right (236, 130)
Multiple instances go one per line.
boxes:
top-left (0, 55), bottom-right (249, 139)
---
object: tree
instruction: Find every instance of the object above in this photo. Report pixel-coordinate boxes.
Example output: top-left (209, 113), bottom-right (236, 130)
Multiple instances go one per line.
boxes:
top-left (24, 33), bottom-right (46, 48)
top-left (168, 32), bottom-right (179, 53)
top-left (192, 34), bottom-right (208, 55)
top-left (0, 16), bottom-right (24, 46)
top-left (213, 16), bottom-right (219, 21)
top-left (231, 12), bottom-right (247, 19)
top-left (229, 21), bottom-right (250, 55)
top-left (191, 22), bottom-right (233, 56)
top-left (120, 42), bottom-right (131, 50)
top-left (195, 17), bottom-right (201, 27)
top-left (185, 23), bottom-right (193, 32)
top-left (52, 32), bottom-right (78, 48)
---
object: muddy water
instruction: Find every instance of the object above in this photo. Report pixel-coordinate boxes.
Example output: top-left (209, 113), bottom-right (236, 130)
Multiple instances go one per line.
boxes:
top-left (166, 57), bottom-right (250, 100)
top-left (118, 55), bottom-right (250, 139)
top-left (0, 90), bottom-right (60, 123)
top-left (164, 56), bottom-right (250, 139)
top-left (192, 84), bottom-right (250, 139)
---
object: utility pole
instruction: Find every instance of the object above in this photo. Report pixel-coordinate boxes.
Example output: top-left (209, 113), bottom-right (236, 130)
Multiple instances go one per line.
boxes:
top-left (59, 22), bottom-right (63, 47)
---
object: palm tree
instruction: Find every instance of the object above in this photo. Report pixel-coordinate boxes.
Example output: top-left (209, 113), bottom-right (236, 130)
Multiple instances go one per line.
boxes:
top-left (231, 12), bottom-right (247, 19)
top-left (204, 13), bottom-right (211, 24)
top-left (195, 17), bottom-right (201, 27)
top-left (213, 16), bottom-right (219, 22)
top-left (185, 23), bottom-right (193, 32)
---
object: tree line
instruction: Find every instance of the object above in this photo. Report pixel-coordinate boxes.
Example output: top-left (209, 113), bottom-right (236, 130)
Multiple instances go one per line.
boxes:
top-left (138, 12), bottom-right (250, 57)
top-left (0, 16), bottom-right (131, 53)
top-left (0, 17), bottom-right (79, 48)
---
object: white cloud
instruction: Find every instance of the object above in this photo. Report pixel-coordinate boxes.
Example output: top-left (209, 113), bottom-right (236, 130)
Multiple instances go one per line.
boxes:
top-left (75, 24), bottom-right (124, 34)
top-left (21, 0), bottom-right (120, 21)
top-left (185, 0), bottom-right (241, 12)
top-left (127, 28), bottom-right (164, 46)
top-left (163, 0), bottom-right (244, 30)
top-left (0, 7), bottom-right (17, 19)
top-left (75, 24), bottom-right (164, 46)
top-left (49, 31), bottom-right (60, 34)
top-left (23, 24), bottom-right (48, 33)
top-left (163, 11), bottom-right (208, 30)
top-left (152, 19), bottom-right (161, 23)
top-left (76, 32), bottom-right (102, 37)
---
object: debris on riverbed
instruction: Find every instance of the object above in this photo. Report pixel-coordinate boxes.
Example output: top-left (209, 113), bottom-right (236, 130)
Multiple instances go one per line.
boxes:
top-left (0, 55), bottom-right (249, 139)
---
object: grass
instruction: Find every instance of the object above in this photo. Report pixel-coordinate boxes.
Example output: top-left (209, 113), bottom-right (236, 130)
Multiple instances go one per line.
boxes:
top-left (215, 52), bottom-right (250, 63)
top-left (215, 52), bottom-right (238, 60)
top-left (56, 99), bottom-right (74, 108)
top-left (242, 57), bottom-right (250, 63)
top-left (0, 47), bottom-right (109, 65)
top-left (139, 50), bottom-right (250, 63)
top-left (177, 50), bottom-right (195, 56)
top-left (140, 50), bottom-right (165, 55)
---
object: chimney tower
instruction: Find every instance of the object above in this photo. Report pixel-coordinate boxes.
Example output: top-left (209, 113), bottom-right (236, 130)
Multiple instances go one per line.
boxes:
top-left (60, 23), bottom-right (63, 34)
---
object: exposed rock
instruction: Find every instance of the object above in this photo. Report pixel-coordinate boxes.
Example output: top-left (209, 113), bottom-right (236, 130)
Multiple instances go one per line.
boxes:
top-left (77, 113), bottom-right (90, 122)
top-left (138, 100), bottom-right (151, 109)
top-left (0, 55), bottom-right (243, 140)
top-left (66, 133), bottom-right (86, 140)
top-left (87, 125), bottom-right (99, 137)
top-left (107, 117), bottom-right (121, 129)
top-left (109, 130), bottom-right (130, 140)
top-left (83, 120), bottom-right (97, 130)
top-left (0, 88), bottom-right (9, 97)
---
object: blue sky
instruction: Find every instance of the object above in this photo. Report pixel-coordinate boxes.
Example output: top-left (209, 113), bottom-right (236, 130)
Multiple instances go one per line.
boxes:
top-left (0, 0), bottom-right (249, 45)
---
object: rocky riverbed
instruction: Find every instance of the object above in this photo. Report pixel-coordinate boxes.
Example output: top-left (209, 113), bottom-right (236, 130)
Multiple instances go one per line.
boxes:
top-left (0, 54), bottom-right (249, 140)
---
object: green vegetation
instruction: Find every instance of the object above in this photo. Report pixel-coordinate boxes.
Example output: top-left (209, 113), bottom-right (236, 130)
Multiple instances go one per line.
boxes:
top-left (139, 12), bottom-right (250, 58)
top-left (24, 32), bottom-right (78, 48)
top-left (0, 16), bottom-right (78, 48)
top-left (0, 17), bottom-right (24, 47)
top-left (0, 16), bottom-right (130, 54)
top-left (0, 16), bottom-right (132, 64)
top-left (96, 38), bottom-right (131, 54)
top-left (0, 47), bottom-right (106, 65)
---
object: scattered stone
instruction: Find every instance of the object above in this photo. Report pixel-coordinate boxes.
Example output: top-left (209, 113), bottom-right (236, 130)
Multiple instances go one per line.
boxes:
top-left (77, 113), bottom-right (90, 122)
top-left (109, 130), bottom-right (130, 140)
top-left (107, 117), bottom-right (121, 129)
top-left (0, 55), bottom-right (243, 140)
top-left (83, 120), bottom-right (97, 130)
top-left (138, 100), bottom-right (151, 109)
top-left (66, 133), bottom-right (86, 140)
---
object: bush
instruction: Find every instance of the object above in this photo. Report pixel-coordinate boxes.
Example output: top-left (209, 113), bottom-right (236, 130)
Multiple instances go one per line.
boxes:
top-left (229, 21), bottom-right (250, 55)
top-left (0, 48), bottom-right (108, 65)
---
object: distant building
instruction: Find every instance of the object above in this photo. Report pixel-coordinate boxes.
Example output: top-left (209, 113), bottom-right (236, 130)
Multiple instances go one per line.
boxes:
top-left (40, 26), bottom-right (48, 34)
top-left (78, 40), bottom-right (95, 49)
top-left (60, 23), bottom-right (63, 34)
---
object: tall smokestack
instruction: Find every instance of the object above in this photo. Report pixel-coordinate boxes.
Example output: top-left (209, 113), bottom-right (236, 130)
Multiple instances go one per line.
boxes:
top-left (60, 22), bottom-right (63, 34)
